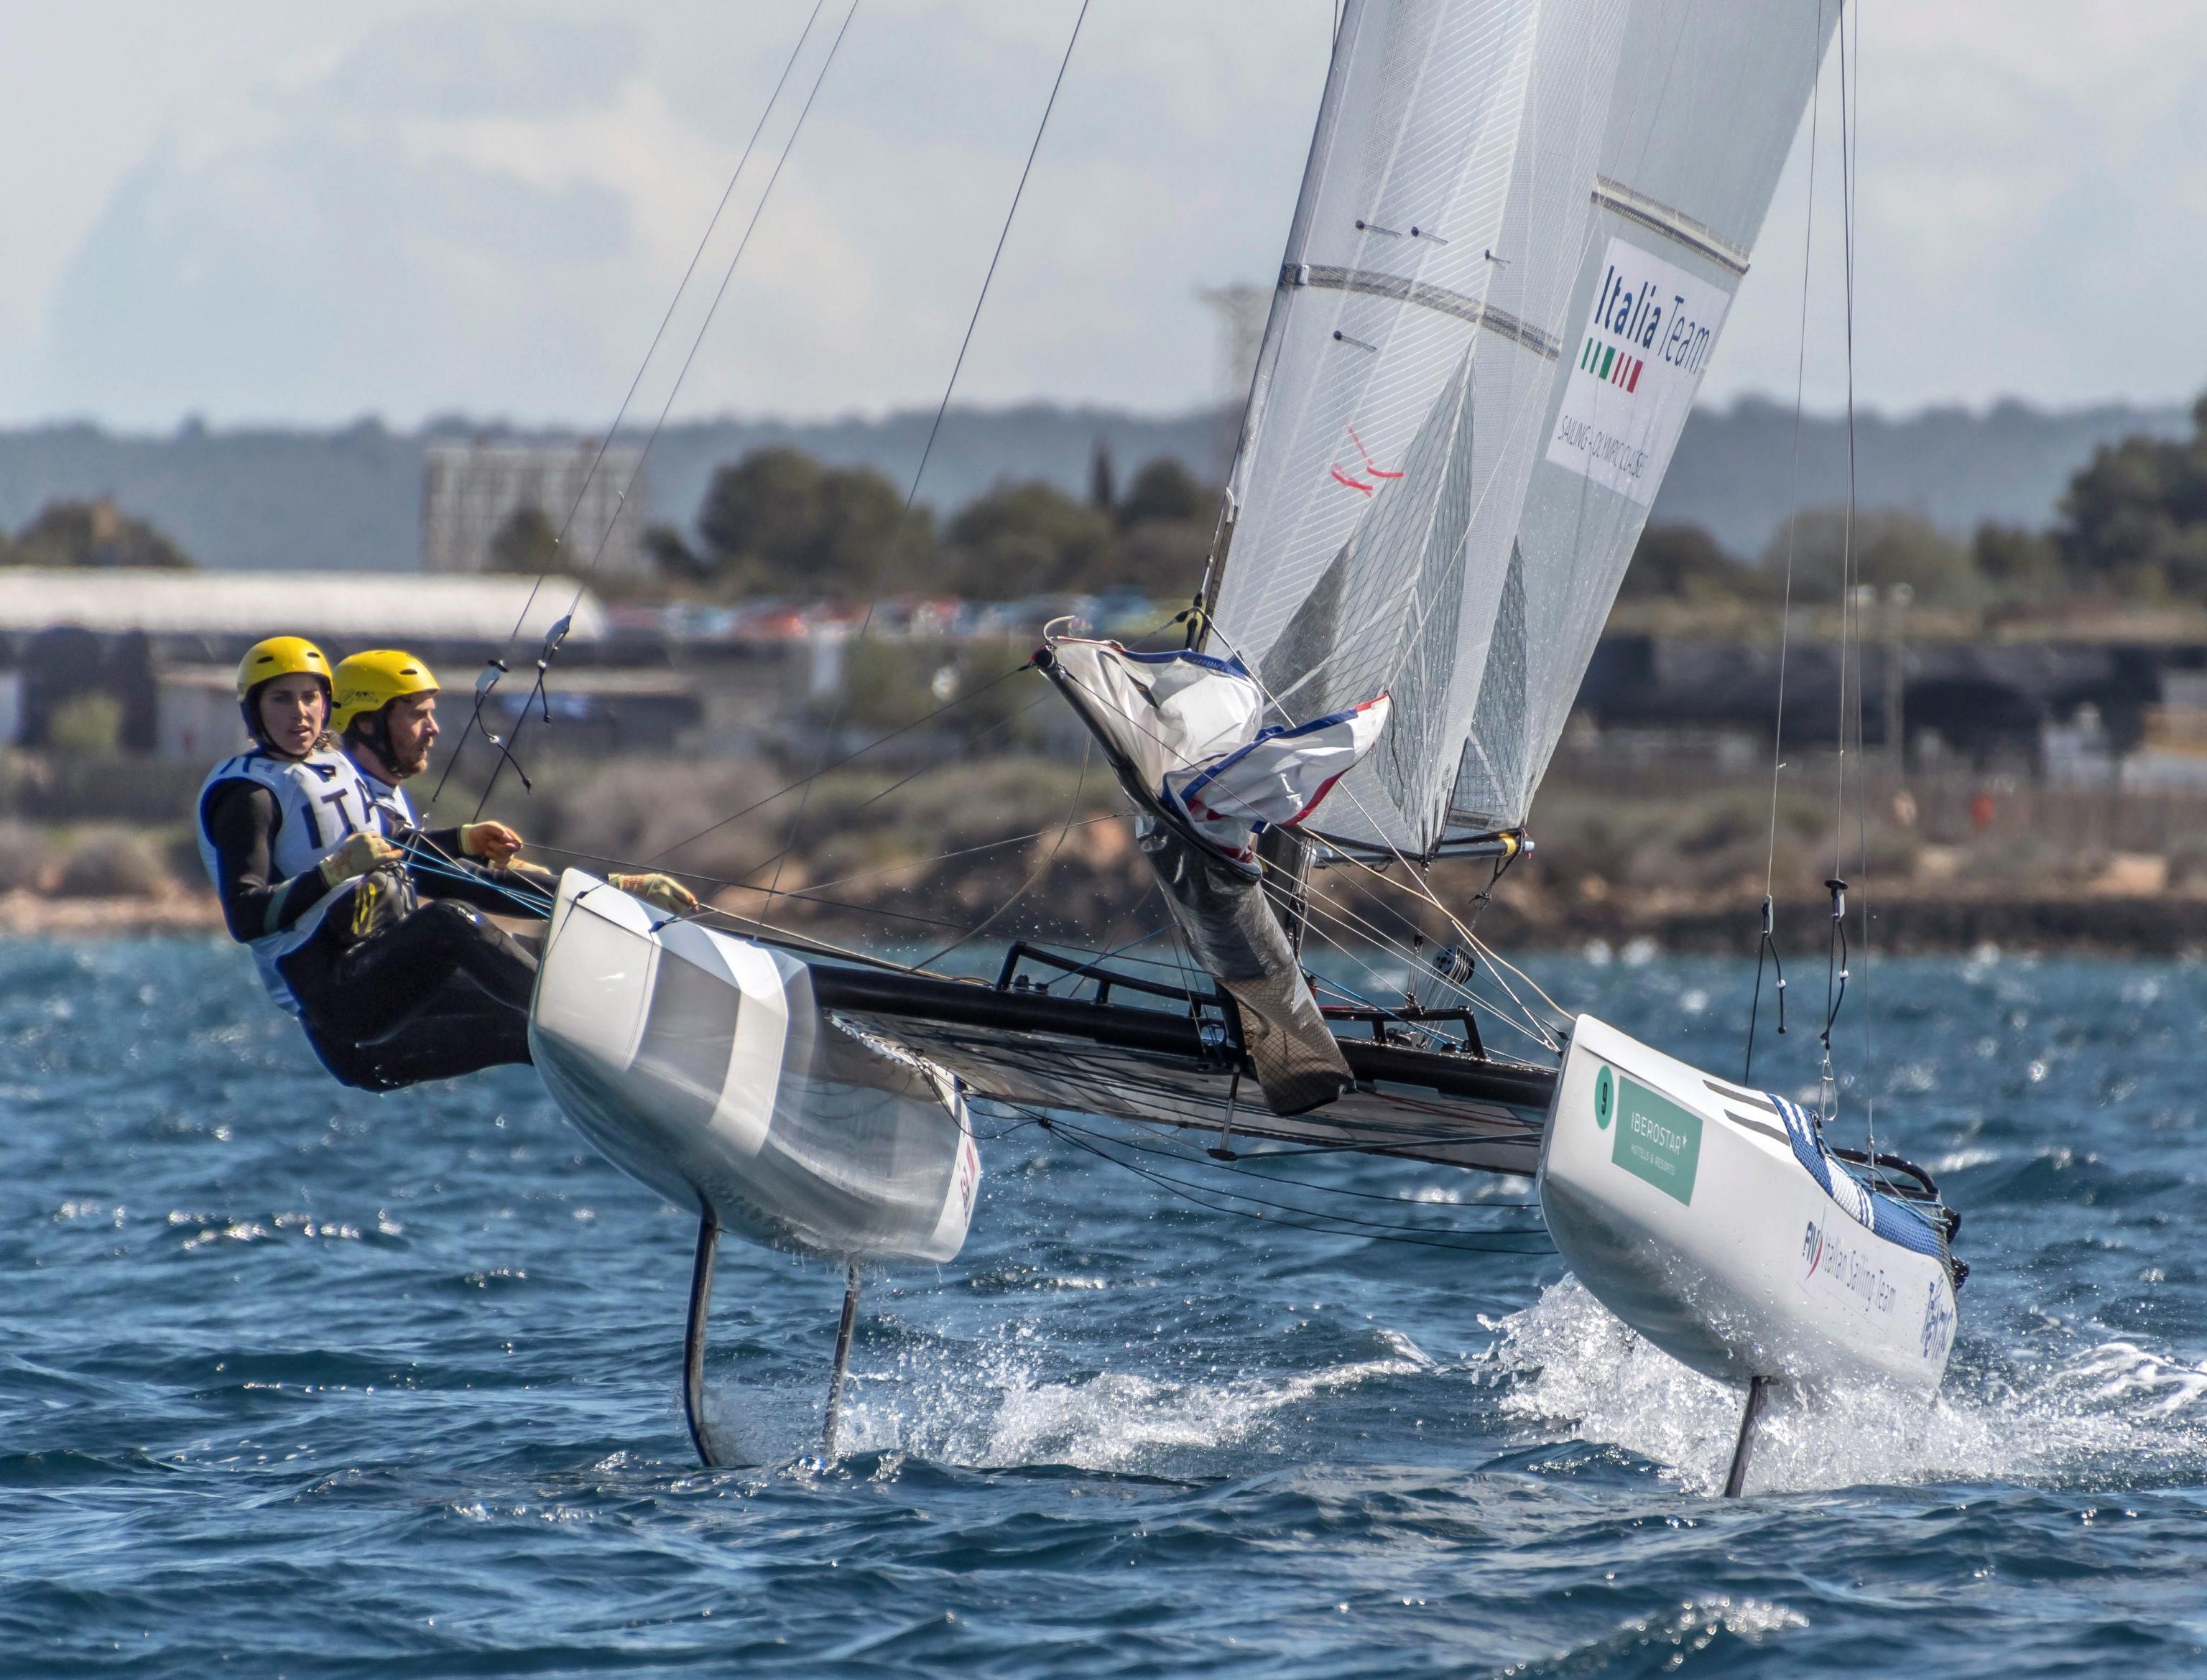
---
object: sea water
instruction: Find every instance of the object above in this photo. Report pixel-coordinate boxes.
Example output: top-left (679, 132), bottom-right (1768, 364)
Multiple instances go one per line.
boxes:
top-left (4, 937), bottom-right (2204, 1676)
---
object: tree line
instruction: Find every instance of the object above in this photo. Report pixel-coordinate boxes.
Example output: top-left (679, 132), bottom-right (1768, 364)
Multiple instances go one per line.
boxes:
top-left (603, 443), bottom-right (1218, 602)
top-left (1624, 392), bottom-right (2207, 611)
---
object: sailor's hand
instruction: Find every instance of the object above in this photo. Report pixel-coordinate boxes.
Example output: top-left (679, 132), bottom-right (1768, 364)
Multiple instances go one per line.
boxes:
top-left (460, 820), bottom-right (524, 866)
top-left (611, 871), bottom-right (700, 914)
top-left (319, 832), bottom-right (404, 889)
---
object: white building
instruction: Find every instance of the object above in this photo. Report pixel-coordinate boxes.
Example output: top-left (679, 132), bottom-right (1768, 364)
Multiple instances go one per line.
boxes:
top-left (0, 567), bottom-right (620, 758)
top-left (422, 440), bottom-right (647, 578)
top-left (0, 567), bottom-right (607, 646)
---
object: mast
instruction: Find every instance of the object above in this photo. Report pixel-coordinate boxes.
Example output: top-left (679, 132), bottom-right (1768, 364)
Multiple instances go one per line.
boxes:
top-left (1193, 0), bottom-right (1369, 644)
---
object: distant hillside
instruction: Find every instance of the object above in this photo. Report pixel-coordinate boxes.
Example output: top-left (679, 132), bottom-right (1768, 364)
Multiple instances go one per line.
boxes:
top-left (0, 399), bottom-right (2185, 572)
top-left (1658, 397), bottom-right (2190, 557)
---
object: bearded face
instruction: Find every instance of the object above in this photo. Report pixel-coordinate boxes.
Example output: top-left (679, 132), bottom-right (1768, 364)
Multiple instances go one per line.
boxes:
top-left (369, 694), bottom-right (440, 780)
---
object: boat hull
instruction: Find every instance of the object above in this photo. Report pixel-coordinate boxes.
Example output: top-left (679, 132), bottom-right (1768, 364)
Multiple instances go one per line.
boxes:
top-left (529, 873), bottom-right (979, 1264)
top-left (1538, 1016), bottom-right (1957, 1393)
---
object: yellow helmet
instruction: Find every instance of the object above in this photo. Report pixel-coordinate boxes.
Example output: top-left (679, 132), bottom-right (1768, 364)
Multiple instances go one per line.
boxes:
top-left (235, 635), bottom-right (331, 702)
top-left (331, 649), bottom-right (440, 733)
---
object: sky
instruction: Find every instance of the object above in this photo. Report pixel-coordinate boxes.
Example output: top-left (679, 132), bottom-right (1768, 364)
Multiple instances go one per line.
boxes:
top-left (3, 0), bottom-right (2202, 432)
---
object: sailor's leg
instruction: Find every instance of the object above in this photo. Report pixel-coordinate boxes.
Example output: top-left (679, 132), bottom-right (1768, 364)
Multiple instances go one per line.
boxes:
top-left (1723, 1375), bottom-right (1774, 1498)
top-left (684, 1212), bottom-right (724, 1469)
top-left (301, 978), bottom-right (531, 1090)
top-left (823, 1262), bottom-right (861, 1458)
top-left (314, 901), bottom-right (538, 1043)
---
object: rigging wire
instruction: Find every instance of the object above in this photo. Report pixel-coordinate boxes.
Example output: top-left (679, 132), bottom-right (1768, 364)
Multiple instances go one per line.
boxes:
top-left (1842, 0), bottom-right (1879, 1169)
top-left (1745, 0), bottom-right (1827, 1085)
top-left (1293, 887), bottom-right (1558, 1054)
top-left (423, 0), bottom-right (833, 821)
top-left (473, 0), bottom-right (867, 821)
top-left (765, 0), bottom-right (1092, 906)
top-left (1086, 1115), bottom-right (1543, 1211)
top-left (1814, 1), bottom-right (1867, 1143)
top-left (1294, 833), bottom-right (1565, 1050)
top-left (640, 657), bottom-right (1035, 867)
top-left (911, 739), bottom-right (1093, 970)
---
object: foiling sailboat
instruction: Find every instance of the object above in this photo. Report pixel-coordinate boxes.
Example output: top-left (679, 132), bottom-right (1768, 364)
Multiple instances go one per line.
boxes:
top-left (504, 0), bottom-right (1963, 1491)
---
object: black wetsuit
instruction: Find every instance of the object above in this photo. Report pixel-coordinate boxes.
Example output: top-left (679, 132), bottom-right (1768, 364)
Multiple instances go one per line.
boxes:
top-left (203, 782), bottom-right (550, 1091)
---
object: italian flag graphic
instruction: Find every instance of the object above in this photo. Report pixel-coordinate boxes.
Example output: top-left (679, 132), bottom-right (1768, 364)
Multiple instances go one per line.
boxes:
top-left (1578, 335), bottom-right (1643, 393)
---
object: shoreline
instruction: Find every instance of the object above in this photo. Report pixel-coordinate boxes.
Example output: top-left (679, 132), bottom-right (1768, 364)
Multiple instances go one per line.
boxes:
top-left (1479, 891), bottom-right (2207, 958)
top-left (8, 884), bottom-right (2207, 955)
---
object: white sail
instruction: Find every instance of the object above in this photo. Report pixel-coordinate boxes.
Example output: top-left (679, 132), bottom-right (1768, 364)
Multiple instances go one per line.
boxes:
top-left (1453, 0), bottom-right (1841, 830)
top-left (1208, 0), bottom-right (1838, 855)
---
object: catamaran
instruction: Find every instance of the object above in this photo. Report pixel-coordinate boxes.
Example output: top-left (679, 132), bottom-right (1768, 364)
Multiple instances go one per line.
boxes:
top-left (502, 0), bottom-right (1963, 1492)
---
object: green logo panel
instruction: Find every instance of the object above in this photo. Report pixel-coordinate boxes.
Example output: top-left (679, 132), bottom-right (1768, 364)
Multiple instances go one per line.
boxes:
top-left (1607, 1072), bottom-right (1702, 1205)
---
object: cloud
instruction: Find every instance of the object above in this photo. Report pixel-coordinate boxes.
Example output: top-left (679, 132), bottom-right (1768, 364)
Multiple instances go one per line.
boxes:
top-left (321, 6), bottom-right (639, 119)
top-left (19, 0), bottom-right (2207, 428)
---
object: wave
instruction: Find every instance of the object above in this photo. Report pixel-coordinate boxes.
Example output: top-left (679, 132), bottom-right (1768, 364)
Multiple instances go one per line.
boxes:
top-left (1491, 1276), bottom-right (2207, 1495)
top-left (701, 1324), bottom-right (1437, 1474)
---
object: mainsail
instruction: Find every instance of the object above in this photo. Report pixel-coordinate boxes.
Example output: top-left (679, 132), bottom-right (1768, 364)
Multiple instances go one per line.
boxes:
top-left (1208, 0), bottom-right (1841, 857)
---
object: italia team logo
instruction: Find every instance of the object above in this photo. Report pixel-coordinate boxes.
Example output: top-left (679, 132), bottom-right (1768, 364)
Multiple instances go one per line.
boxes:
top-left (1547, 235), bottom-right (1731, 507)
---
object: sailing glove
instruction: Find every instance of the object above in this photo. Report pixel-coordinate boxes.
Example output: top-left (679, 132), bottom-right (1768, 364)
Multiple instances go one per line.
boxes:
top-left (460, 821), bottom-right (524, 866)
top-left (319, 833), bottom-right (404, 890)
top-left (612, 872), bottom-right (700, 914)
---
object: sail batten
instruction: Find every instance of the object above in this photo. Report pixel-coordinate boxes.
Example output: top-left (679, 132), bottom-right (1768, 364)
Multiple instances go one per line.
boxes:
top-left (1290, 263), bottom-right (1563, 358)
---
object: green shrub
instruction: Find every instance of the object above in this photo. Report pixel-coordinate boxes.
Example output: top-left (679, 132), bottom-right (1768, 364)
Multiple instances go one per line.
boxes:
top-left (53, 829), bottom-right (170, 898)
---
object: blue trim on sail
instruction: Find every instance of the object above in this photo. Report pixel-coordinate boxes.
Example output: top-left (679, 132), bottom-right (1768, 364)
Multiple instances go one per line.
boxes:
top-left (1112, 646), bottom-right (1249, 679)
top-left (1169, 700), bottom-right (1369, 822)
top-left (1768, 1094), bottom-right (1948, 1261)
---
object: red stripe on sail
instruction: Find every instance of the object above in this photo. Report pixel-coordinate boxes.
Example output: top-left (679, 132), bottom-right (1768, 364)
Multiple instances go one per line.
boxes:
top-left (1330, 466), bottom-right (1374, 496)
top-left (1346, 425), bottom-right (1403, 480)
top-left (1627, 358), bottom-right (1643, 392)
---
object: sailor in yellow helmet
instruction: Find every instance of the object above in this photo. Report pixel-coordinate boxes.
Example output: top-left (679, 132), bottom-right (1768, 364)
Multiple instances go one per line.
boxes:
top-left (330, 648), bottom-right (693, 909)
top-left (195, 635), bottom-right (402, 1037)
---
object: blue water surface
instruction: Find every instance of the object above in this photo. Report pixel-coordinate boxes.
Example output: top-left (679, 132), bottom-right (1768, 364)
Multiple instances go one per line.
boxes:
top-left (4, 936), bottom-right (2204, 1676)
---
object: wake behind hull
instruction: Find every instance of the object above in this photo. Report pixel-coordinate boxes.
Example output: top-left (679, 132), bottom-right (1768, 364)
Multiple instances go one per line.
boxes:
top-left (1539, 1016), bottom-right (1958, 1393)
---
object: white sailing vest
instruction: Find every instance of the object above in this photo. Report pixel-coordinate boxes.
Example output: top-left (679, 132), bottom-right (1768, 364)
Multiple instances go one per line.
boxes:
top-left (357, 767), bottom-right (420, 840)
top-left (195, 748), bottom-right (384, 1013)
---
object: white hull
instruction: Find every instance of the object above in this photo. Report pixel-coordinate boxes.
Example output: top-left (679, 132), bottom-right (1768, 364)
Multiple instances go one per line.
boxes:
top-left (529, 872), bottom-right (979, 1265)
top-left (1538, 1016), bottom-right (1957, 1393)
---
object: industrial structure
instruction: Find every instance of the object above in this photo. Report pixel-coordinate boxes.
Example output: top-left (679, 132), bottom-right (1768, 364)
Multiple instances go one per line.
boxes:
top-left (422, 440), bottom-right (647, 578)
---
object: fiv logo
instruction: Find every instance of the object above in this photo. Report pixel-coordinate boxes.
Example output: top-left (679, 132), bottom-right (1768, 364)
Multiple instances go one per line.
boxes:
top-left (1801, 1217), bottom-right (1824, 1279)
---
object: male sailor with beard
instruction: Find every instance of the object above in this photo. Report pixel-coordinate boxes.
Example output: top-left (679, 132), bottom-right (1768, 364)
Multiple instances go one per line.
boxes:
top-left (304, 648), bottom-right (696, 1090)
